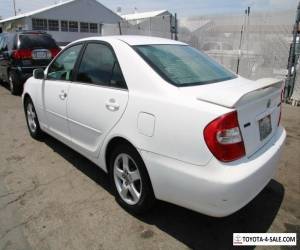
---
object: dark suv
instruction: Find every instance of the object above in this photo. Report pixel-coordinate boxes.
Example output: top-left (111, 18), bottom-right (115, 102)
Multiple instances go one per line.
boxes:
top-left (0, 31), bottom-right (60, 95)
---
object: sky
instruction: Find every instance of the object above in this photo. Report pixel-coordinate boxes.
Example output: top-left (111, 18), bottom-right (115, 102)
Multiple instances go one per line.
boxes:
top-left (0, 0), bottom-right (298, 19)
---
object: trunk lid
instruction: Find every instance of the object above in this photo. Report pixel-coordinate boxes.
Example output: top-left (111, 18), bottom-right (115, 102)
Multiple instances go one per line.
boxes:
top-left (180, 77), bottom-right (283, 157)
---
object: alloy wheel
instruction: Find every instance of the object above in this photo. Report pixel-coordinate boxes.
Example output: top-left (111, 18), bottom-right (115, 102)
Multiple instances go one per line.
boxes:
top-left (113, 153), bottom-right (142, 205)
top-left (26, 102), bottom-right (37, 133)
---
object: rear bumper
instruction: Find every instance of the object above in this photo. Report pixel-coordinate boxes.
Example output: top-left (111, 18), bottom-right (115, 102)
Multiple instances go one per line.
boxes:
top-left (141, 126), bottom-right (286, 217)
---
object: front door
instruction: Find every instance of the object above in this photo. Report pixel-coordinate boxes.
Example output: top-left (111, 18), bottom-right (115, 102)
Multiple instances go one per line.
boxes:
top-left (43, 44), bottom-right (83, 142)
top-left (67, 42), bottom-right (129, 158)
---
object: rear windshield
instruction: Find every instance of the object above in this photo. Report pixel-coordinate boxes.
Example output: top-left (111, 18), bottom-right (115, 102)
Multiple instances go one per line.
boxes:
top-left (19, 33), bottom-right (58, 49)
top-left (134, 44), bottom-right (236, 87)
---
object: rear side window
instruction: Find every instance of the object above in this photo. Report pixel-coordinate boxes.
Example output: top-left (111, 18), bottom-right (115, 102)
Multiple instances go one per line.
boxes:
top-left (19, 34), bottom-right (58, 49)
top-left (76, 43), bottom-right (126, 89)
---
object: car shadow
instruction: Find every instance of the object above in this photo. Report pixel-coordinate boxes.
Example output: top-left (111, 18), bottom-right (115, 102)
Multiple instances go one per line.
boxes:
top-left (43, 134), bottom-right (112, 194)
top-left (0, 81), bottom-right (23, 96)
top-left (0, 81), bottom-right (9, 91)
top-left (137, 180), bottom-right (284, 250)
top-left (43, 134), bottom-right (284, 250)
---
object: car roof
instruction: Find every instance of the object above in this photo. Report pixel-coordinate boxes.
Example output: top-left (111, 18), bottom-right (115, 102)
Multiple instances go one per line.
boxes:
top-left (72, 35), bottom-right (187, 46)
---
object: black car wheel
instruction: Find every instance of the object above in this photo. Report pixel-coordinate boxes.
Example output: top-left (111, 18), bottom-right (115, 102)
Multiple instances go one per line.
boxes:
top-left (9, 71), bottom-right (23, 95)
top-left (24, 97), bottom-right (44, 139)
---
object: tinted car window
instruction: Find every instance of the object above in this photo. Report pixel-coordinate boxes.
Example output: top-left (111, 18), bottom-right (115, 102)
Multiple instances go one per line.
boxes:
top-left (0, 35), bottom-right (4, 51)
top-left (135, 44), bottom-right (236, 87)
top-left (47, 44), bottom-right (82, 81)
top-left (110, 62), bottom-right (126, 89)
top-left (0, 35), bottom-right (7, 51)
top-left (19, 33), bottom-right (58, 49)
top-left (77, 43), bottom-right (126, 88)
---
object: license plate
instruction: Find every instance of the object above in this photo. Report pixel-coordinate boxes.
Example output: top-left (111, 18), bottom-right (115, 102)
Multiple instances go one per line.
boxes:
top-left (259, 115), bottom-right (272, 141)
top-left (32, 50), bottom-right (49, 59)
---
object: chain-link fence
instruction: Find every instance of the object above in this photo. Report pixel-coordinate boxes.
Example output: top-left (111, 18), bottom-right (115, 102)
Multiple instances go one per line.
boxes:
top-left (179, 11), bottom-right (294, 79)
top-left (178, 9), bottom-right (300, 102)
top-left (102, 9), bottom-right (299, 102)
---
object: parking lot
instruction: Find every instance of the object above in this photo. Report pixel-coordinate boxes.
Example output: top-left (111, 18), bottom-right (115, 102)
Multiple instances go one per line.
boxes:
top-left (0, 84), bottom-right (299, 250)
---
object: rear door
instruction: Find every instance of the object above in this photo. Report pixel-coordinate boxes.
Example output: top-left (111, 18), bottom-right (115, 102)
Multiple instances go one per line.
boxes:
top-left (67, 42), bottom-right (128, 158)
top-left (43, 44), bottom-right (83, 142)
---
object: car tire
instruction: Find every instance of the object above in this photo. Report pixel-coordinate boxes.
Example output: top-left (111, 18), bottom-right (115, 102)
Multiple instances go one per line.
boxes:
top-left (9, 71), bottom-right (23, 95)
top-left (109, 143), bottom-right (155, 214)
top-left (24, 97), bottom-right (44, 140)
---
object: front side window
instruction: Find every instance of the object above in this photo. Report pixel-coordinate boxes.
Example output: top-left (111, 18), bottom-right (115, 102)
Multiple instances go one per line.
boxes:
top-left (76, 43), bottom-right (126, 88)
top-left (47, 44), bottom-right (82, 81)
top-left (135, 44), bottom-right (236, 86)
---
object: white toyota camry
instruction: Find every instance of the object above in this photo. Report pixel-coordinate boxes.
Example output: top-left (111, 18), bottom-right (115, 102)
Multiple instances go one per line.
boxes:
top-left (22, 36), bottom-right (286, 217)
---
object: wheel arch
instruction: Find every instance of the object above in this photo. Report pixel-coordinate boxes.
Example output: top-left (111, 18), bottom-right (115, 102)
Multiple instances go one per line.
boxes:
top-left (22, 92), bottom-right (32, 106)
top-left (104, 135), bottom-right (156, 199)
top-left (105, 136), bottom-right (138, 172)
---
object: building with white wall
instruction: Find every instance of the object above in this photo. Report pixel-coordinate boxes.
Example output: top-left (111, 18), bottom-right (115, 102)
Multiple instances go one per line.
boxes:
top-left (122, 10), bottom-right (171, 25)
top-left (0, 0), bottom-right (121, 45)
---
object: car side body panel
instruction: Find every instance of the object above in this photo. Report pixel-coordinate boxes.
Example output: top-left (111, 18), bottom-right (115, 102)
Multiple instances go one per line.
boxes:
top-left (67, 83), bottom-right (129, 159)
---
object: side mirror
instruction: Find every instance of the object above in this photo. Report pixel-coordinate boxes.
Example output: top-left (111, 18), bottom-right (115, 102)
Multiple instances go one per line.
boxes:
top-left (33, 68), bottom-right (45, 80)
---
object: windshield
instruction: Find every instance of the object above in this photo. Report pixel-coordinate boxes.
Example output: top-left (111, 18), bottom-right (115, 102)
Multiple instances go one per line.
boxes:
top-left (134, 44), bottom-right (236, 87)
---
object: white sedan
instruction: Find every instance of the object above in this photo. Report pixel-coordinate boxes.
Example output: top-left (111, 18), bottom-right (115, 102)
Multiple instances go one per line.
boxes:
top-left (22, 36), bottom-right (286, 217)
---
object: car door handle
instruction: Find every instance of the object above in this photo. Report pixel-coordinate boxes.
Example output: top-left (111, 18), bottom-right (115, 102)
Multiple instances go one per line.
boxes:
top-left (105, 99), bottom-right (119, 111)
top-left (59, 91), bottom-right (67, 100)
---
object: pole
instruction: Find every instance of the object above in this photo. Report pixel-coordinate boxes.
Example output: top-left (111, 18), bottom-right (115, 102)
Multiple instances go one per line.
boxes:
top-left (236, 9), bottom-right (247, 74)
top-left (174, 13), bottom-right (178, 41)
top-left (118, 21), bottom-right (122, 35)
top-left (12, 0), bottom-right (17, 16)
top-left (149, 17), bottom-right (151, 36)
top-left (170, 14), bottom-right (173, 40)
top-left (236, 28), bottom-right (243, 74)
top-left (246, 7), bottom-right (250, 77)
top-left (285, 2), bottom-right (300, 99)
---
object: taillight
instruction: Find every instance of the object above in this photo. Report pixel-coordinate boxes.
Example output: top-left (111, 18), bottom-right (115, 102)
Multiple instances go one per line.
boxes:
top-left (50, 48), bottom-right (61, 58)
top-left (12, 49), bottom-right (32, 60)
top-left (204, 111), bottom-right (246, 162)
